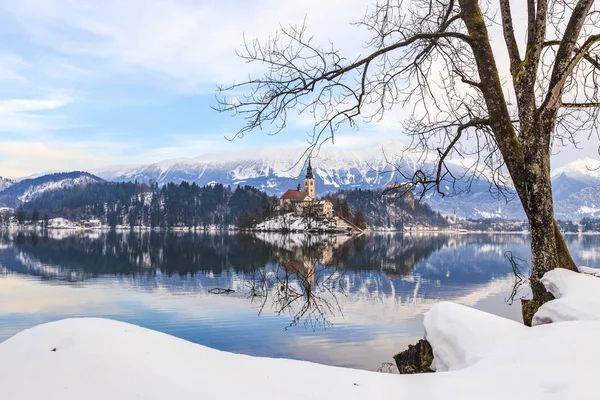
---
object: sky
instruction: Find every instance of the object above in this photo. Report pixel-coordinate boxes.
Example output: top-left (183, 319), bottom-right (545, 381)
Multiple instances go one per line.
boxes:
top-left (0, 0), bottom-right (598, 179)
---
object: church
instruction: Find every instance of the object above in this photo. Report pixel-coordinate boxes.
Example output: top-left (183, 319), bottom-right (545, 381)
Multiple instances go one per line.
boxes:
top-left (278, 160), bottom-right (334, 218)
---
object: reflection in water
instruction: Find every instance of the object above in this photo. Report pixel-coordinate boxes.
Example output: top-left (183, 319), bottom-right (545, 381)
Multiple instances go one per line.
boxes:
top-left (248, 235), bottom-right (352, 329)
top-left (0, 230), bottom-right (598, 370)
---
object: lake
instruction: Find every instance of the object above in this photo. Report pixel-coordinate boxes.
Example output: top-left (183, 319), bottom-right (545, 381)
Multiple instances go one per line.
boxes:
top-left (1, 230), bottom-right (598, 371)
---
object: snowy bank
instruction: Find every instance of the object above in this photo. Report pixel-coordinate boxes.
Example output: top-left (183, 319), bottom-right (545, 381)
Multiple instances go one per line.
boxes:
top-left (532, 266), bottom-right (600, 325)
top-left (2, 268), bottom-right (600, 399)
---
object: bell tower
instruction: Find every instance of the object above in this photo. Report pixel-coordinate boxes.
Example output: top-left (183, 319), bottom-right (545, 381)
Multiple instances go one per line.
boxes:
top-left (304, 159), bottom-right (315, 199)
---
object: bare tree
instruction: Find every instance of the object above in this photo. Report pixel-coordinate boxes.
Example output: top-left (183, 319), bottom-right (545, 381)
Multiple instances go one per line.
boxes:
top-left (216, 0), bottom-right (600, 318)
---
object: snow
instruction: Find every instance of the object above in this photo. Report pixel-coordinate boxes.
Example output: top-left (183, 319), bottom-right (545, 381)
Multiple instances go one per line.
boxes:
top-left (579, 266), bottom-right (600, 277)
top-left (2, 267), bottom-right (600, 399)
top-left (578, 205), bottom-right (600, 215)
top-left (254, 213), bottom-right (354, 233)
top-left (1, 314), bottom-right (600, 399)
top-left (532, 267), bottom-right (600, 325)
top-left (551, 158), bottom-right (600, 181)
top-left (17, 175), bottom-right (101, 203)
top-left (47, 218), bottom-right (79, 229)
top-left (424, 302), bottom-right (527, 372)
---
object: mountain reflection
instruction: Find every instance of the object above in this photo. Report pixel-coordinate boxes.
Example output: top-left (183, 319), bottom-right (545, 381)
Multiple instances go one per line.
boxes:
top-left (0, 229), bottom-right (571, 329)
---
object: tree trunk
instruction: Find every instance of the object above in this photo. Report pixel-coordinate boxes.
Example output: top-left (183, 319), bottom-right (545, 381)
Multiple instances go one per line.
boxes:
top-left (553, 220), bottom-right (577, 272)
top-left (516, 142), bottom-right (578, 325)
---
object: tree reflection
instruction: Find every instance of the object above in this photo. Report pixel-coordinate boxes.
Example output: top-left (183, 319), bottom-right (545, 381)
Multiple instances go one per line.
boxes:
top-left (245, 235), bottom-right (351, 330)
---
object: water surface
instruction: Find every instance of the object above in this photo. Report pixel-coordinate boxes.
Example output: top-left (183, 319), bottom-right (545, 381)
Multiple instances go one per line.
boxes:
top-left (1, 230), bottom-right (598, 371)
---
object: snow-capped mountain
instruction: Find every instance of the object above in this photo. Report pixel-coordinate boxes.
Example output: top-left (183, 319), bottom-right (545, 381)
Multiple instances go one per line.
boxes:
top-left (551, 158), bottom-right (600, 200)
top-left (92, 142), bottom-right (488, 194)
top-left (88, 142), bottom-right (519, 219)
top-left (92, 143), bottom-right (420, 191)
top-left (0, 172), bottom-right (104, 208)
top-left (422, 159), bottom-right (600, 220)
top-left (38, 143), bottom-right (599, 221)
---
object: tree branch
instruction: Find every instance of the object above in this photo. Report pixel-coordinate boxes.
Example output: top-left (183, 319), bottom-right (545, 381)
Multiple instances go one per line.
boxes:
top-left (499, 0), bottom-right (522, 75)
top-left (542, 0), bottom-right (597, 111)
top-left (433, 117), bottom-right (490, 196)
top-left (543, 34), bottom-right (600, 111)
top-left (561, 102), bottom-right (600, 108)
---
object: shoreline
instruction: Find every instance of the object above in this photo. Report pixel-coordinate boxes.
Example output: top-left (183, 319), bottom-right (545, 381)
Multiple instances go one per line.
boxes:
top-left (3, 225), bottom-right (600, 235)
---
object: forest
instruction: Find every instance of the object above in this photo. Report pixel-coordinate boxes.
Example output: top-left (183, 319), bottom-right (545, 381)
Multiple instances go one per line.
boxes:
top-left (23, 182), bottom-right (275, 229)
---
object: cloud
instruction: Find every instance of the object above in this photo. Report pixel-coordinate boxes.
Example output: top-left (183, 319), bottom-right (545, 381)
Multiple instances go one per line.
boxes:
top-left (2, 0), bottom-right (372, 92)
top-left (0, 0), bottom-right (594, 175)
top-left (0, 138), bottom-right (133, 178)
top-left (0, 96), bottom-right (72, 114)
top-left (0, 94), bottom-right (76, 133)
top-left (133, 133), bottom-right (276, 163)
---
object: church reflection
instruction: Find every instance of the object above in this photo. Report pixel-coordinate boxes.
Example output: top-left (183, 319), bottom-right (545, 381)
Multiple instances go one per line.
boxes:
top-left (245, 234), bottom-right (354, 329)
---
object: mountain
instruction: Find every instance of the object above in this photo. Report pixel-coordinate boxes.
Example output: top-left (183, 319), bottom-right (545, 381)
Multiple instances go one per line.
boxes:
top-left (43, 144), bottom-right (599, 221)
top-left (0, 172), bottom-right (104, 208)
top-left (555, 185), bottom-right (600, 220)
top-left (551, 158), bottom-right (600, 200)
top-left (91, 143), bottom-right (410, 190)
top-left (91, 142), bottom-right (490, 191)
top-left (428, 160), bottom-right (600, 220)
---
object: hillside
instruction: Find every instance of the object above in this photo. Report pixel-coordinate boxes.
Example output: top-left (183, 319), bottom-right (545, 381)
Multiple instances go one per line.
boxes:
top-left (23, 181), bottom-right (276, 229)
top-left (326, 188), bottom-right (448, 229)
top-left (0, 172), bottom-right (103, 208)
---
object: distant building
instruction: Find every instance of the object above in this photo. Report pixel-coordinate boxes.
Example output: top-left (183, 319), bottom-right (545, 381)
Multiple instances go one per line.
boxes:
top-left (304, 159), bottom-right (315, 199)
top-left (278, 160), bottom-right (334, 219)
top-left (315, 200), bottom-right (334, 218)
top-left (279, 183), bottom-right (313, 210)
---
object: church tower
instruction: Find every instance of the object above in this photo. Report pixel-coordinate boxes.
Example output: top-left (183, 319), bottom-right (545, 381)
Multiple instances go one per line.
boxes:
top-left (304, 159), bottom-right (315, 199)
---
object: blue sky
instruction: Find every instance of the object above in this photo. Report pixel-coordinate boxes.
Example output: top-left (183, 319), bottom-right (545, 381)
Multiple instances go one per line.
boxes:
top-left (0, 0), bottom-right (597, 178)
top-left (0, 0), bottom-right (383, 178)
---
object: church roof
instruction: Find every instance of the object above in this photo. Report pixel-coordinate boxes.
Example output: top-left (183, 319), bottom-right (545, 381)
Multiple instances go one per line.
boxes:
top-left (280, 189), bottom-right (307, 201)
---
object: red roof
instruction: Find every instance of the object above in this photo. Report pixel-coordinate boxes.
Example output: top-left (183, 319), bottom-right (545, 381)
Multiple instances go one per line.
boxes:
top-left (280, 189), bottom-right (306, 201)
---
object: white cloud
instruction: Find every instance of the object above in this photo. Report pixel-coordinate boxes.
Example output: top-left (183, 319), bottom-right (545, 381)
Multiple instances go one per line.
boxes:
top-left (0, 96), bottom-right (72, 114)
top-left (133, 133), bottom-right (276, 163)
top-left (0, 94), bottom-right (76, 133)
top-left (2, 0), bottom-right (372, 92)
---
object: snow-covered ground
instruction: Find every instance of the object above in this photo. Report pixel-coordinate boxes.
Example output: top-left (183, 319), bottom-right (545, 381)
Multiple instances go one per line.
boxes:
top-left (254, 213), bottom-right (355, 233)
top-left (1, 267), bottom-right (599, 399)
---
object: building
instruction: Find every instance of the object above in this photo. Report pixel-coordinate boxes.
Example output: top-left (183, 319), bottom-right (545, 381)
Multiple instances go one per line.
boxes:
top-left (304, 159), bottom-right (315, 199)
top-left (278, 160), bottom-right (334, 219)
top-left (315, 200), bottom-right (334, 218)
top-left (279, 183), bottom-right (313, 210)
